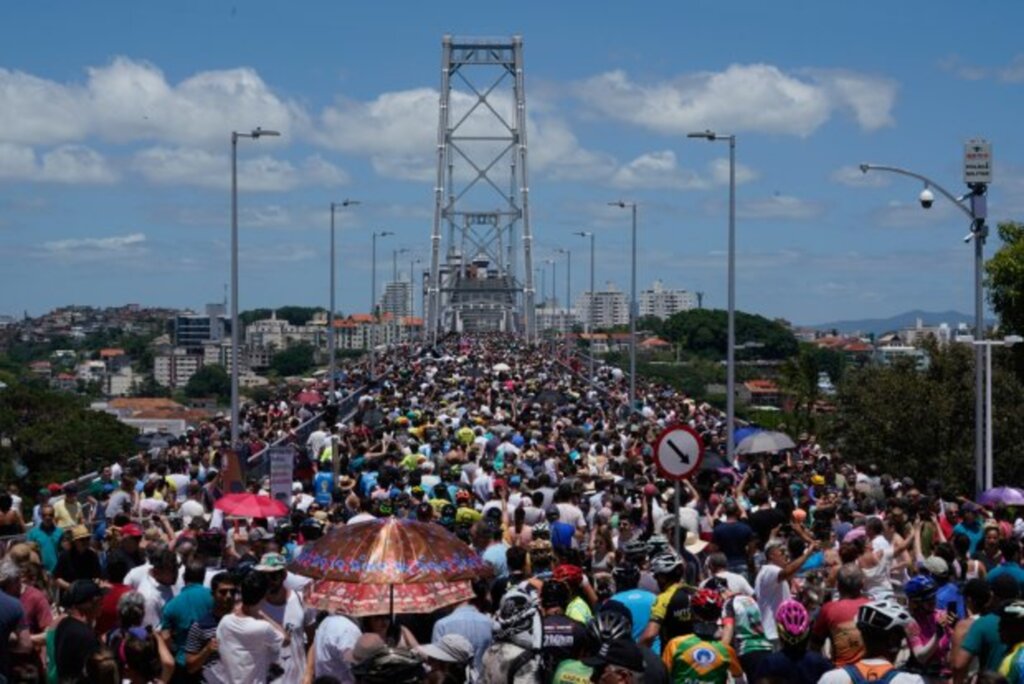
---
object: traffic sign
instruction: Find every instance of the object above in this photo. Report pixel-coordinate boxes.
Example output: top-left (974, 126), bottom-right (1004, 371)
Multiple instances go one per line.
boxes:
top-left (964, 139), bottom-right (992, 184)
top-left (653, 424), bottom-right (705, 481)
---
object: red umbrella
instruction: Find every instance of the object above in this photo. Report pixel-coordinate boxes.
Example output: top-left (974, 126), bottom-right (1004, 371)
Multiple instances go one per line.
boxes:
top-left (295, 389), bottom-right (323, 404)
top-left (289, 518), bottom-right (491, 583)
top-left (214, 493), bottom-right (289, 518)
top-left (305, 579), bottom-right (474, 617)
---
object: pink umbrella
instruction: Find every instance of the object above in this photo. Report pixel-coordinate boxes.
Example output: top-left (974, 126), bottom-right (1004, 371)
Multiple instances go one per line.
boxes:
top-left (295, 389), bottom-right (323, 405)
top-left (214, 493), bottom-right (289, 518)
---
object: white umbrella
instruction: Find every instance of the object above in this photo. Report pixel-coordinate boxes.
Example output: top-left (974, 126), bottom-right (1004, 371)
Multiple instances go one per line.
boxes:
top-left (736, 430), bottom-right (797, 455)
top-left (492, 362), bottom-right (511, 372)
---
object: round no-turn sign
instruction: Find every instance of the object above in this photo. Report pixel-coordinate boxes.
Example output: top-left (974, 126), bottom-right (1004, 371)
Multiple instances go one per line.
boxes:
top-left (653, 425), bottom-right (704, 481)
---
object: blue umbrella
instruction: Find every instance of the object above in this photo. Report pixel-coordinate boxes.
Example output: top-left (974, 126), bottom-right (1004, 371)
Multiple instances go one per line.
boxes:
top-left (733, 426), bottom-right (763, 445)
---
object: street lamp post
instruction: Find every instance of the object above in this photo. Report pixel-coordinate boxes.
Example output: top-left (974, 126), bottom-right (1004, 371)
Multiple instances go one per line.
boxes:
top-left (574, 231), bottom-right (596, 380)
top-left (968, 336), bottom-right (1022, 490)
top-left (370, 230), bottom-right (393, 376)
top-left (610, 201), bottom-right (638, 412)
top-left (688, 130), bottom-right (737, 466)
top-left (860, 161), bottom-right (989, 494)
top-left (230, 127), bottom-right (280, 448)
top-left (328, 199), bottom-right (359, 405)
top-left (557, 248), bottom-right (571, 338)
top-left (410, 256), bottom-right (422, 320)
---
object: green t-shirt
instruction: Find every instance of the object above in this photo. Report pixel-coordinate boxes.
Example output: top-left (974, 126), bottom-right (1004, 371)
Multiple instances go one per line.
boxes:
top-left (552, 659), bottom-right (593, 684)
top-left (963, 613), bottom-right (1007, 673)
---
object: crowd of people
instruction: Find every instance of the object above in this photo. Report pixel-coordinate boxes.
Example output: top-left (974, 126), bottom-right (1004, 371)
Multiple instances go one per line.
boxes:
top-left (0, 334), bottom-right (1023, 684)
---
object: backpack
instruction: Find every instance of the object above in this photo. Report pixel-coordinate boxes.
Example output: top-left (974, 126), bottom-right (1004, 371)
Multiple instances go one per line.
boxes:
top-left (842, 662), bottom-right (902, 684)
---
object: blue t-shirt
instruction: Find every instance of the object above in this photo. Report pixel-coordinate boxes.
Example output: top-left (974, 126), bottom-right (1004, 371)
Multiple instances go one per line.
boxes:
top-left (988, 564), bottom-right (1024, 595)
top-left (754, 649), bottom-right (833, 684)
top-left (313, 472), bottom-right (334, 505)
top-left (954, 521), bottom-right (985, 555)
top-left (551, 521), bottom-right (575, 550)
top-left (962, 612), bottom-right (1007, 673)
top-left (936, 581), bottom-right (965, 620)
top-left (610, 589), bottom-right (660, 653)
top-left (161, 584), bottom-right (214, 665)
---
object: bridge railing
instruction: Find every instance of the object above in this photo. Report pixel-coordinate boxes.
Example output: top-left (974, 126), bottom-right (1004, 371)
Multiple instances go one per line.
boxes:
top-left (244, 384), bottom-right (367, 479)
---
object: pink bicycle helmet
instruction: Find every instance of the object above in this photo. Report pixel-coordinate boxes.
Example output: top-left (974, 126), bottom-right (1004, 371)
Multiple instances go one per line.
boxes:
top-left (776, 599), bottom-right (811, 644)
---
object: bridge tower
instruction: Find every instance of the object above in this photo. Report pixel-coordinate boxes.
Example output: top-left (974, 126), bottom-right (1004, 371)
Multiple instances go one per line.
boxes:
top-left (426, 35), bottom-right (536, 341)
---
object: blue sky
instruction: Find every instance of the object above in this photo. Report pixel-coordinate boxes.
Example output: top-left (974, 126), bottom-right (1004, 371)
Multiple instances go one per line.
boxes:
top-left (1, 1), bottom-right (1022, 325)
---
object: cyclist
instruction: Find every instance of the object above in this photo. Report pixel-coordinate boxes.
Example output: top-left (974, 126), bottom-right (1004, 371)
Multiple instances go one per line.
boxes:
top-left (818, 599), bottom-right (925, 684)
top-left (903, 574), bottom-right (954, 684)
top-left (754, 599), bottom-right (832, 684)
top-left (661, 588), bottom-right (743, 684)
top-left (640, 554), bottom-right (695, 649)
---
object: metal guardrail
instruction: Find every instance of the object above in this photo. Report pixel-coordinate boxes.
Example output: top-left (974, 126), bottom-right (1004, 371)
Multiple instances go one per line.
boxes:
top-left (244, 384), bottom-right (367, 479)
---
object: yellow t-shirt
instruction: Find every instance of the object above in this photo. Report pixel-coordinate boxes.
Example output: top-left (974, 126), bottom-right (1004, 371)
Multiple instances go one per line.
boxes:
top-left (53, 499), bottom-right (81, 529)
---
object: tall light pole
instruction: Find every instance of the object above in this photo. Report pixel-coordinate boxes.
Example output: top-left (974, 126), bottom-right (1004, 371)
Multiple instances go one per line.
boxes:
top-left (860, 156), bottom-right (990, 495)
top-left (688, 130), bottom-right (736, 465)
top-left (328, 199), bottom-right (358, 405)
top-left (966, 335), bottom-right (1021, 490)
top-left (574, 231), bottom-right (595, 379)
top-left (370, 230), bottom-right (393, 376)
top-left (410, 256), bottom-right (423, 320)
top-left (610, 201), bottom-right (638, 412)
top-left (557, 247), bottom-right (571, 337)
top-left (230, 127), bottom-right (280, 447)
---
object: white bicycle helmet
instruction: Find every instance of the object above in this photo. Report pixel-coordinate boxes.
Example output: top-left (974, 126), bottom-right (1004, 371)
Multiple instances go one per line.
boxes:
top-left (649, 552), bottom-right (683, 576)
top-left (856, 599), bottom-right (913, 632)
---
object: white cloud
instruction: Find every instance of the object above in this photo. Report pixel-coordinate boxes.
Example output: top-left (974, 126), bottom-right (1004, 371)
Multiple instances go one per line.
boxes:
top-left (736, 194), bottom-right (826, 220)
top-left (708, 157), bottom-right (758, 185)
top-left (0, 58), bottom-right (302, 148)
top-left (611, 150), bottom-right (705, 190)
top-left (316, 87), bottom-right (611, 183)
top-left (37, 145), bottom-right (118, 183)
top-left (39, 232), bottom-right (148, 262)
top-left (939, 54), bottom-right (1024, 83)
top-left (132, 147), bottom-right (343, 191)
top-left (807, 69), bottom-right (897, 130)
top-left (574, 64), bottom-right (896, 137)
top-left (830, 165), bottom-right (890, 187)
top-left (1000, 55), bottom-right (1024, 83)
top-left (0, 143), bottom-right (116, 184)
top-left (608, 151), bottom-right (757, 191)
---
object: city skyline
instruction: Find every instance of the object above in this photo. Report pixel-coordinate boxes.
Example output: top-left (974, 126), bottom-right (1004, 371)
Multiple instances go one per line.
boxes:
top-left (1, 2), bottom-right (1023, 323)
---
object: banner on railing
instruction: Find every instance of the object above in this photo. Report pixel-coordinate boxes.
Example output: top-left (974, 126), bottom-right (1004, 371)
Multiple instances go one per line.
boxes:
top-left (222, 450), bottom-right (246, 495)
top-left (269, 446), bottom-right (294, 507)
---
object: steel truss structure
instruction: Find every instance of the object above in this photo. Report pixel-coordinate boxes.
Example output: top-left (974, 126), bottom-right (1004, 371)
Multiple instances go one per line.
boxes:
top-left (426, 35), bottom-right (536, 340)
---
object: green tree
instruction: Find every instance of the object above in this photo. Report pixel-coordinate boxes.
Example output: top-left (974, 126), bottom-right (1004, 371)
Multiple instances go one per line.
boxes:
top-left (184, 365), bottom-right (230, 403)
top-left (0, 382), bottom-right (137, 487)
top-left (826, 340), bottom-right (1024, 491)
top-left (779, 344), bottom-right (821, 432)
top-left (270, 343), bottom-right (316, 377)
top-left (660, 309), bottom-right (798, 360)
top-left (986, 221), bottom-right (1024, 334)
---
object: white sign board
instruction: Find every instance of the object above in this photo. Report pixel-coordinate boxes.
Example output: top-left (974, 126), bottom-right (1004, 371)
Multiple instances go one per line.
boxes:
top-left (653, 425), bottom-right (705, 481)
top-left (269, 446), bottom-right (294, 507)
top-left (964, 139), bottom-right (992, 184)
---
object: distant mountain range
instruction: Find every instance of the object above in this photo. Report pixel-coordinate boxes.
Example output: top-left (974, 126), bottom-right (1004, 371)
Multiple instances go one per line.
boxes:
top-left (804, 309), bottom-right (994, 336)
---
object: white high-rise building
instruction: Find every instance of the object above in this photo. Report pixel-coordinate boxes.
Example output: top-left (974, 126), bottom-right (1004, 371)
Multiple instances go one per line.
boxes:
top-left (640, 280), bottom-right (697, 320)
top-left (380, 281), bottom-right (412, 318)
top-left (575, 282), bottom-right (629, 329)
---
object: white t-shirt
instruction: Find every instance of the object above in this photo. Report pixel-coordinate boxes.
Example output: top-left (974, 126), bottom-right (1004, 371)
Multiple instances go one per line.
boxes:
top-left (312, 615), bottom-right (361, 684)
top-left (556, 503), bottom-right (587, 531)
top-left (818, 660), bottom-right (925, 684)
top-left (712, 570), bottom-right (755, 596)
top-left (180, 499), bottom-right (205, 522)
top-left (754, 563), bottom-right (790, 640)
top-left (137, 573), bottom-right (179, 629)
top-left (217, 613), bottom-right (284, 684)
top-left (260, 591), bottom-right (312, 684)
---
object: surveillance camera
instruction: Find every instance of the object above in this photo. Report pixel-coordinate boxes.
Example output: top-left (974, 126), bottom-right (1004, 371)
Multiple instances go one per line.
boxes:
top-left (919, 188), bottom-right (934, 209)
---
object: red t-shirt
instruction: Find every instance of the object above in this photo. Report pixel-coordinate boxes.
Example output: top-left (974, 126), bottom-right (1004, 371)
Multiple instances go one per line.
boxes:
top-left (18, 584), bottom-right (52, 634)
top-left (95, 583), bottom-right (131, 637)
top-left (812, 597), bottom-right (869, 665)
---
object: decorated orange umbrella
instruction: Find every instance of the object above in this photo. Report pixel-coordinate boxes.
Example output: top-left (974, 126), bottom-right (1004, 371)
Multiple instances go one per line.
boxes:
top-left (289, 518), bottom-right (491, 583)
top-left (289, 518), bottom-right (491, 617)
top-left (305, 578), bottom-right (474, 617)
